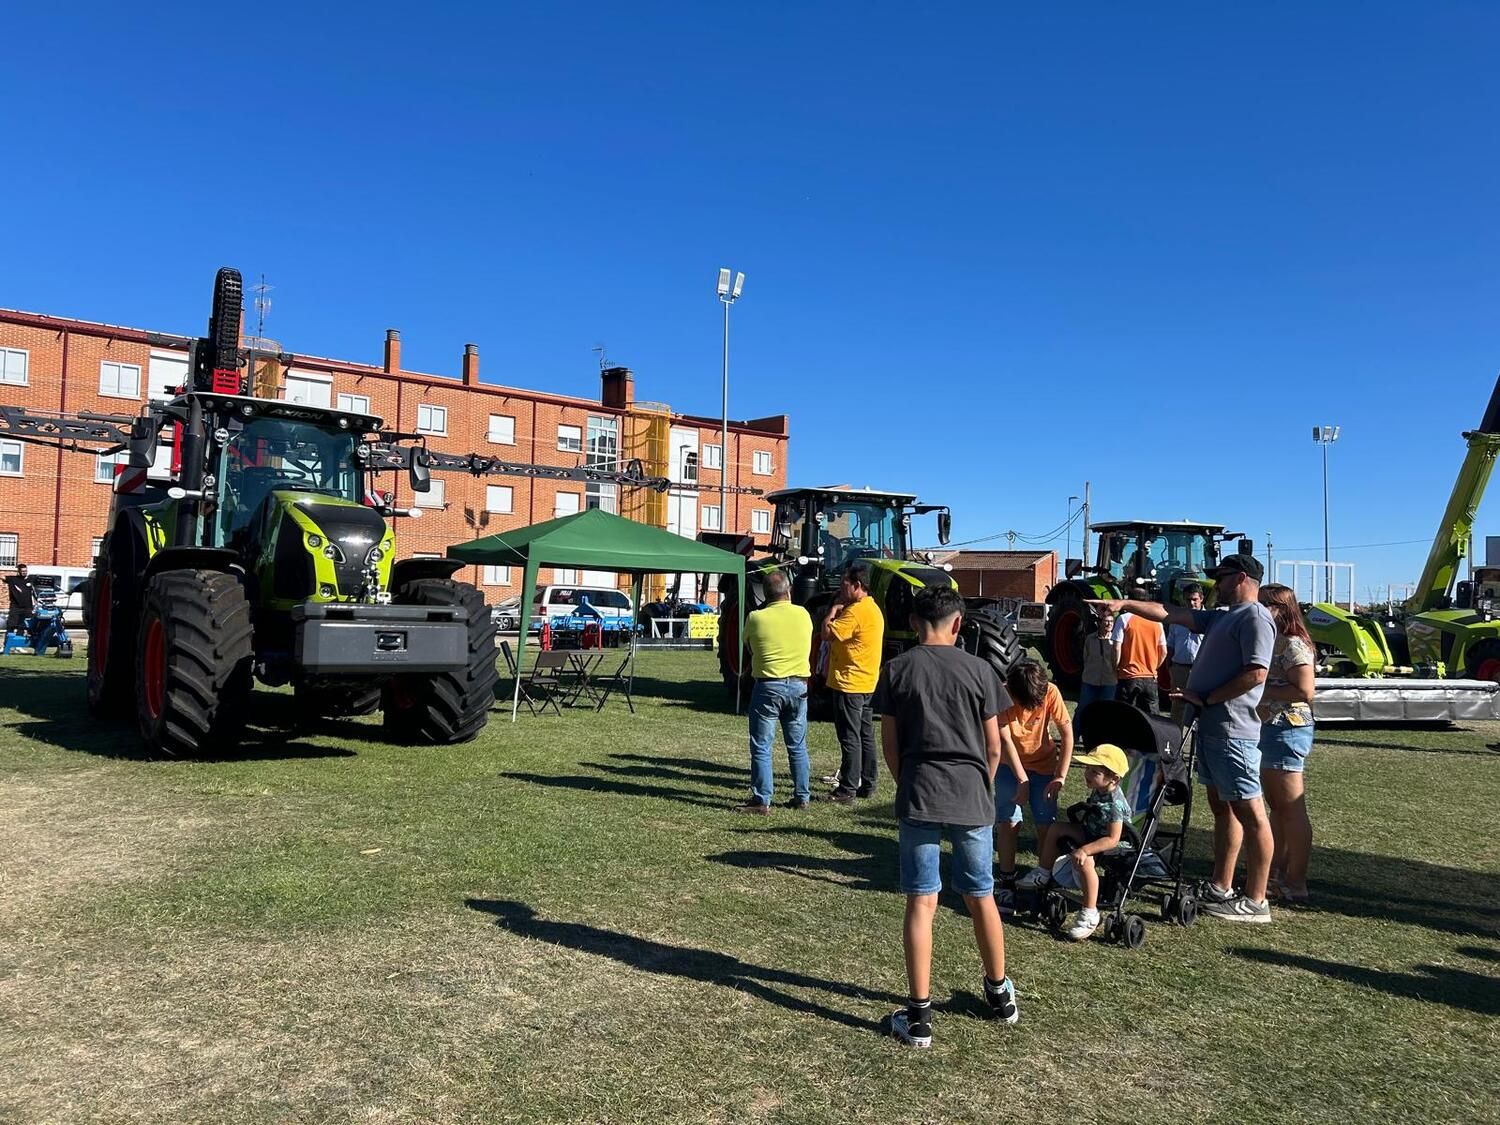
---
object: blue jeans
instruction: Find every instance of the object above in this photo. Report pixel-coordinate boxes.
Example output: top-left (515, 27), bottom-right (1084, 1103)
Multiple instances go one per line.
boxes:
top-left (748, 678), bottom-right (811, 805)
top-left (1196, 733), bottom-right (1263, 800)
top-left (1075, 682), bottom-right (1117, 736)
top-left (994, 766), bottom-right (1059, 826)
top-left (898, 819), bottom-right (996, 896)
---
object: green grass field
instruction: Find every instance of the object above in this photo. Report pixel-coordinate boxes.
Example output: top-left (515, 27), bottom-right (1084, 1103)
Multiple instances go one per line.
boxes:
top-left (1, 650), bottom-right (1497, 1124)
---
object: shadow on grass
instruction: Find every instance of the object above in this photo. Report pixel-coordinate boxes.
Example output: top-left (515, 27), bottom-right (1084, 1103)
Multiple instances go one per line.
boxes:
top-left (1316, 735), bottom-right (1498, 757)
top-left (629, 675), bottom-right (729, 710)
top-left (497, 770), bottom-right (733, 811)
top-left (605, 751), bottom-right (743, 778)
top-left (1229, 947), bottom-right (1500, 1017)
top-left (707, 823), bottom-right (900, 893)
top-left (466, 897), bottom-right (899, 1033)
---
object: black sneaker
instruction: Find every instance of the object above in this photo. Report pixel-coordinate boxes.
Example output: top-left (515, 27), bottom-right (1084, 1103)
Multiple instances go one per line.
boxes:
top-left (994, 876), bottom-right (1017, 916)
top-left (823, 788), bottom-right (858, 805)
top-left (890, 1008), bottom-right (933, 1048)
top-left (783, 797), bottom-right (810, 810)
top-left (1199, 881), bottom-right (1236, 904)
top-left (732, 800), bottom-right (771, 816)
top-left (983, 976), bottom-right (1019, 1025)
top-left (855, 787), bottom-right (876, 799)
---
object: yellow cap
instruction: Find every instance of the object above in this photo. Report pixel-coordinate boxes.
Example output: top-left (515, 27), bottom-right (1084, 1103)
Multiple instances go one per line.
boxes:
top-left (1073, 743), bottom-right (1130, 779)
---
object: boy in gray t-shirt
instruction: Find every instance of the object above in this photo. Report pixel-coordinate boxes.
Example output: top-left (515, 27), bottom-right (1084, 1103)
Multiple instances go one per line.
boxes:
top-left (1089, 552), bottom-right (1279, 926)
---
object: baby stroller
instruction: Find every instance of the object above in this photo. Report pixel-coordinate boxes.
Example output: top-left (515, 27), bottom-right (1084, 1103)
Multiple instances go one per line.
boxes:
top-left (1026, 699), bottom-right (1199, 949)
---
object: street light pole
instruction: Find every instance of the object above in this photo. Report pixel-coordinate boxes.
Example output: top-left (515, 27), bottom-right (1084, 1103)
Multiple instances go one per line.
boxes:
top-left (1066, 495), bottom-right (1079, 571)
top-left (1313, 425), bottom-right (1340, 601)
top-left (716, 268), bottom-right (744, 533)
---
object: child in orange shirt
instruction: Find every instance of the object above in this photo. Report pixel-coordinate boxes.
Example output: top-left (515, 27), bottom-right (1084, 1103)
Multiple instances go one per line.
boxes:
top-left (993, 660), bottom-right (1075, 913)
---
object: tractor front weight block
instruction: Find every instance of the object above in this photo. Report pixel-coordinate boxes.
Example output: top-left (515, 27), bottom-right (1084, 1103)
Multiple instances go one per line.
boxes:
top-left (293, 603), bottom-right (470, 674)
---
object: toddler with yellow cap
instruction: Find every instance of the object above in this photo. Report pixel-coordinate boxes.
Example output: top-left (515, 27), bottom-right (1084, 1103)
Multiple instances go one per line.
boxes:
top-left (1018, 742), bottom-right (1133, 940)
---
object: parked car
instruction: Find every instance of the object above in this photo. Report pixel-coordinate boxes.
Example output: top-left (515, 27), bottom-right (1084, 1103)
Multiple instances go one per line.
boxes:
top-left (491, 596), bottom-right (523, 631)
top-left (529, 584), bottom-right (633, 628)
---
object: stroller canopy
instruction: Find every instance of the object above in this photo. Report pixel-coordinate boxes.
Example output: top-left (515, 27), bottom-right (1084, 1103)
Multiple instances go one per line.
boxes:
top-left (1076, 700), bottom-right (1183, 763)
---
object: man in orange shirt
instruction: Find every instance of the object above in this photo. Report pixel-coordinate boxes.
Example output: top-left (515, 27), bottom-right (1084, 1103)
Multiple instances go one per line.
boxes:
top-left (823, 562), bottom-right (886, 803)
top-left (1112, 583), bottom-right (1167, 714)
top-left (993, 660), bottom-right (1074, 911)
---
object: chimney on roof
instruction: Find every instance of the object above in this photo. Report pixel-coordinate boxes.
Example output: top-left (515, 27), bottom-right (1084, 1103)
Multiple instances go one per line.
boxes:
top-left (384, 329), bottom-right (401, 374)
top-left (601, 365), bottom-right (634, 409)
top-left (462, 343), bottom-right (479, 386)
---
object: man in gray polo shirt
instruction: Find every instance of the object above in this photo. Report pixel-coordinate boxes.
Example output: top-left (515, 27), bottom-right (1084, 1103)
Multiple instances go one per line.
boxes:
top-left (1091, 552), bottom-right (1277, 923)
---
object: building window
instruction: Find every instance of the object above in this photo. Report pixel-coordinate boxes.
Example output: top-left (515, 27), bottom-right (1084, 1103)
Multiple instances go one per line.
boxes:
top-left (95, 450), bottom-right (128, 484)
top-left (586, 417), bottom-right (618, 468)
top-left (553, 568), bottom-right (578, 584)
top-left (702, 443), bottom-right (722, 470)
top-left (417, 404), bottom-right (448, 435)
top-left (488, 414), bottom-right (516, 444)
top-left (557, 424), bottom-right (583, 453)
top-left (0, 441), bottom-right (23, 477)
top-left (586, 482), bottom-right (618, 514)
top-left (753, 450), bottom-right (773, 476)
top-left (554, 492), bottom-right (581, 518)
top-left (485, 485), bottom-right (513, 514)
top-left (284, 372), bottom-right (331, 407)
top-left (91, 537), bottom-right (105, 563)
top-left (752, 509), bottom-right (771, 534)
top-left (702, 505), bottom-right (722, 532)
top-left (1, 348), bottom-right (29, 387)
top-left (414, 478), bottom-right (446, 508)
top-left (99, 361), bottom-right (142, 399)
top-left (683, 451), bottom-right (699, 483)
top-left (483, 565), bottom-right (512, 586)
top-left (0, 533), bottom-right (17, 568)
top-left (337, 393), bottom-right (371, 414)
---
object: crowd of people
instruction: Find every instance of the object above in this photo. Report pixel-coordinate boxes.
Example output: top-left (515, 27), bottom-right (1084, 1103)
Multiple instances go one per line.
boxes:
top-left (735, 551), bottom-right (1318, 1048)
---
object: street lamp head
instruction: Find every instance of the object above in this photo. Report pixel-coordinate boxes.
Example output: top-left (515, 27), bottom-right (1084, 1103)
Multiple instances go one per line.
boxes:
top-left (717, 268), bottom-right (731, 298)
top-left (732, 272), bottom-right (745, 299)
top-left (1313, 424), bottom-right (1341, 444)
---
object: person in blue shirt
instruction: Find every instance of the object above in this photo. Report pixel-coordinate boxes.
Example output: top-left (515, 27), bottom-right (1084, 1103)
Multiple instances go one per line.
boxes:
top-left (1165, 582), bottom-right (1205, 724)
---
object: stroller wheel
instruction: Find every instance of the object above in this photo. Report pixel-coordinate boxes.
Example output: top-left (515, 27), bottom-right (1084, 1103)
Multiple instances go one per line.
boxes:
top-left (1044, 891), bottom-right (1068, 931)
top-left (1178, 892), bottom-right (1199, 927)
top-left (1123, 914), bottom-right (1147, 949)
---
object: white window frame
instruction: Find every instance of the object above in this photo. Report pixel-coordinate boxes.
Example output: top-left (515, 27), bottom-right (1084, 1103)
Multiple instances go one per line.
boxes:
top-left (99, 360), bottom-right (142, 400)
top-left (337, 393), bottom-right (371, 414)
top-left (0, 440), bottom-right (23, 477)
top-left (90, 537), bottom-right (105, 563)
top-left (682, 451), bottom-right (699, 483)
top-left (95, 450), bottom-right (128, 484)
top-left (417, 403), bottom-right (448, 436)
top-left (485, 484), bottom-right (514, 514)
top-left (487, 414), bottom-right (516, 445)
top-left (702, 443), bottom-right (722, 470)
top-left (753, 450), bottom-right (773, 476)
top-left (553, 568), bottom-right (578, 584)
top-left (414, 478), bottom-right (447, 509)
top-left (554, 491), bottom-right (581, 518)
top-left (586, 481), bottom-right (618, 514)
top-left (0, 533), bottom-right (17, 568)
top-left (0, 348), bottom-right (29, 387)
top-left (557, 424), bottom-right (583, 453)
top-left (483, 565), bottom-right (512, 586)
top-left (752, 509), bottom-right (771, 534)
top-left (702, 505), bottom-right (722, 532)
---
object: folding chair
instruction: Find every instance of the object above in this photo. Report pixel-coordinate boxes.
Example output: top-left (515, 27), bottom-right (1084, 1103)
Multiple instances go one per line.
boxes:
top-left (592, 644), bottom-right (636, 713)
top-left (499, 641), bottom-right (551, 716)
top-left (520, 649), bottom-right (571, 716)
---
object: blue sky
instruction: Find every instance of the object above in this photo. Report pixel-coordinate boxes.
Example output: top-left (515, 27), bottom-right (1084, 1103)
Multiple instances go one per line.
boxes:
top-left (5, 3), bottom-right (1498, 594)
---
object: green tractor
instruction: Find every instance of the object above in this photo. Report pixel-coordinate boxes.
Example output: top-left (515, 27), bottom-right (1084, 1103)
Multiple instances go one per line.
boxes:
top-left (1034, 520), bottom-right (1250, 689)
top-left (712, 485), bottom-right (1024, 696)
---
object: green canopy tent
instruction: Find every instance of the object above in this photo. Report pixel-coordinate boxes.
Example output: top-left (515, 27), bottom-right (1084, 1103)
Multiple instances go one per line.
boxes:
top-left (448, 508), bottom-right (747, 720)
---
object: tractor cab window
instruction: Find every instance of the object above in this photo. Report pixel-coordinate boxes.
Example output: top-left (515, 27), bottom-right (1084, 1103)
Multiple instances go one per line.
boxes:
top-left (818, 501), bottom-right (902, 574)
top-left (771, 500), bottom-right (806, 555)
top-left (216, 417), bottom-right (362, 542)
top-left (1103, 533), bottom-right (1133, 583)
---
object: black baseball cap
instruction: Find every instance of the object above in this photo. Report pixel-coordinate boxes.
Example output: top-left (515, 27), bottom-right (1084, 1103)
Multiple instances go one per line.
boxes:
top-left (1209, 553), bottom-right (1264, 582)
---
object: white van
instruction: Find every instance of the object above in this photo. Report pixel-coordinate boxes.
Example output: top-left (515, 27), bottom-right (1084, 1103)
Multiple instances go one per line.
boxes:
top-left (529, 584), bottom-right (633, 628)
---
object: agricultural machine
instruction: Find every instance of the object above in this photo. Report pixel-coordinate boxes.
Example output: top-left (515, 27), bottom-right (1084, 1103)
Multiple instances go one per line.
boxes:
top-left (709, 485), bottom-right (1024, 696)
top-left (0, 267), bottom-right (683, 756)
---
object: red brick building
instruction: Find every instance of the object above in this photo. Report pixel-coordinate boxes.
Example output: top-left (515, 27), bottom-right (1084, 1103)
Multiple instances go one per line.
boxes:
top-left (0, 308), bottom-right (788, 601)
top-left (932, 549), bottom-right (1058, 601)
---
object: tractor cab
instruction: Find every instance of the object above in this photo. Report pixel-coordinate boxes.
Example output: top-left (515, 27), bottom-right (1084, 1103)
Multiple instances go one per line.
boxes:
top-left (766, 485), bottom-right (951, 586)
top-left (1090, 520), bottom-right (1227, 604)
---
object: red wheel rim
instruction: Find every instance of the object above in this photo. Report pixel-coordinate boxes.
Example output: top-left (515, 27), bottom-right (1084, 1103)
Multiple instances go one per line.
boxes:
top-left (1476, 658), bottom-right (1500, 683)
top-left (143, 618), bottom-right (166, 720)
top-left (91, 572), bottom-right (112, 678)
top-left (1053, 609), bottom-right (1083, 675)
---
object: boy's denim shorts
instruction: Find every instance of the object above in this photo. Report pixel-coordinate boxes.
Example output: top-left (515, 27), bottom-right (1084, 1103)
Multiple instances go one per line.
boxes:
top-left (898, 818), bottom-right (995, 897)
top-left (1196, 734), bottom-right (1263, 800)
top-left (1260, 720), bottom-right (1314, 773)
top-left (993, 767), bottom-right (1058, 827)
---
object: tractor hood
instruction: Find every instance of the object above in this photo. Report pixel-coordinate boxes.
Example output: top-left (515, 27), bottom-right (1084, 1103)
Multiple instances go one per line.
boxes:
top-left (270, 492), bottom-right (395, 599)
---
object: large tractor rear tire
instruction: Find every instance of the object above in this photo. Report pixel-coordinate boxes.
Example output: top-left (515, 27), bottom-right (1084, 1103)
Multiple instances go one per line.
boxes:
top-left (1044, 587), bottom-right (1093, 690)
top-left (960, 607), bottom-right (1025, 686)
top-left (135, 569), bottom-right (254, 756)
top-left (85, 533), bottom-right (138, 719)
top-left (1465, 639), bottom-right (1500, 683)
top-left (383, 579), bottom-right (498, 743)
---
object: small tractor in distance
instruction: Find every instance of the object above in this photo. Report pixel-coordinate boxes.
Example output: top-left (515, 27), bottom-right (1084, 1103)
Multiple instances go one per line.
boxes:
top-left (1031, 520), bottom-right (1251, 689)
top-left (2, 267), bottom-right (675, 757)
top-left (710, 485), bottom-right (1024, 696)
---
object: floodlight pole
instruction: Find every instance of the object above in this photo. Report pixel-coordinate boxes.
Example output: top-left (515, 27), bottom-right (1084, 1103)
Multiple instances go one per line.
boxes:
top-left (1314, 424), bottom-right (1340, 601)
top-left (716, 268), bottom-right (743, 534)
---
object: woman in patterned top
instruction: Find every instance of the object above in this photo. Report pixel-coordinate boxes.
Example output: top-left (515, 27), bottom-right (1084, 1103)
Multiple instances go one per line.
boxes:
top-left (1256, 584), bottom-right (1316, 904)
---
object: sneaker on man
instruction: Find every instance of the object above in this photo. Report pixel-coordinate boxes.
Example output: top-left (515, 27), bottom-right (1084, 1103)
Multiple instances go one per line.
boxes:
top-left (1016, 868), bottom-right (1051, 891)
top-left (1066, 907), bottom-right (1101, 942)
top-left (982, 976), bottom-right (1019, 1025)
top-left (823, 788), bottom-right (858, 805)
top-left (994, 884), bottom-right (1016, 915)
top-left (890, 1008), bottom-right (933, 1048)
top-left (1199, 881), bottom-right (1236, 904)
top-left (1202, 895), bottom-right (1272, 923)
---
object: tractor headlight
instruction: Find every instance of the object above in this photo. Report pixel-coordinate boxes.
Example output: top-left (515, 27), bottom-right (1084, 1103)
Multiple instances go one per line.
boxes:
top-left (367, 546), bottom-right (384, 563)
top-left (320, 584), bottom-right (335, 598)
top-left (308, 534), bottom-right (324, 549)
top-left (323, 544), bottom-right (340, 560)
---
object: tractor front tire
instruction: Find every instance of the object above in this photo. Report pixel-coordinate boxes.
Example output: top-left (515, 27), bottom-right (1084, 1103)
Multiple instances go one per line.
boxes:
top-left (960, 607), bottom-right (1025, 685)
top-left (384, 579), bottom-right (498, 744)
top-left (1466, 639), bottom-right (1500, 683)
top-left (85, 535), bottom-right (137, 719)
top-left (1043, 589), bottom-right (1092, 691)
top-left (135, 569), bottom-right (254, 756)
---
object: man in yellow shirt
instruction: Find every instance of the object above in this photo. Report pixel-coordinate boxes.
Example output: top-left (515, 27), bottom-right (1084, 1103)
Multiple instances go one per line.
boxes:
top-left (738, 568), bottom-right (814, 814)
top-left (823, 562), bottom-right (886, 803)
